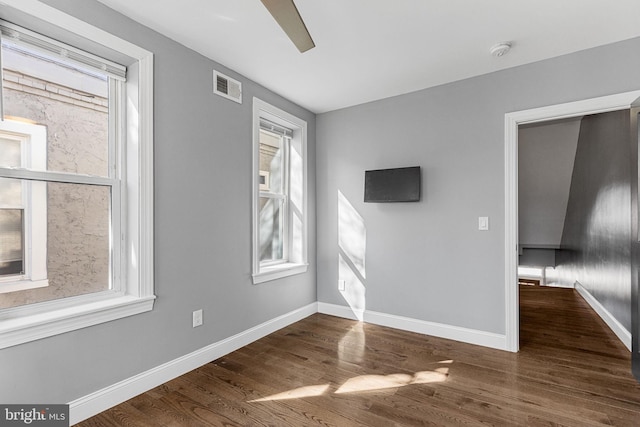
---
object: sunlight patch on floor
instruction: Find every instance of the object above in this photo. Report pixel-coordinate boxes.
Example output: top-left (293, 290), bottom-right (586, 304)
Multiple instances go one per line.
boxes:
top-left (248, 384), bottom-right (331, 402)
top-left (248, 363), bottom-right (450, 402)
top-left (335, 369), bottom-right (449, 394)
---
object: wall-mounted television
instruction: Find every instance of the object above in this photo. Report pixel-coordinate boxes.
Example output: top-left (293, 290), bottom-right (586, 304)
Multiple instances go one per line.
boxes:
top-left (364, 166), bottom-right (421, 203)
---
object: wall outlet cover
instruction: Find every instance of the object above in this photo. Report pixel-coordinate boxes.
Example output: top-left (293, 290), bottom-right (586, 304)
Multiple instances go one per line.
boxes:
top-left (192, 309), bottom-right (203, 328)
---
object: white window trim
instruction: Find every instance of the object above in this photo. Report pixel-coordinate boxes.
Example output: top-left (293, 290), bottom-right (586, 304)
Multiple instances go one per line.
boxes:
top-left (0, 0), bottom-right (155, 350)
top-left (252, 98), bottom-right (308, 284)
top-left (0, 120), bottom-right (48, 293)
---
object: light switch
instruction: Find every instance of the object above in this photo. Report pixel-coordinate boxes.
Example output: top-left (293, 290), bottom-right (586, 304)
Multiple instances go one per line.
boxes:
top-left (478, 216), bottom-right (489, 231)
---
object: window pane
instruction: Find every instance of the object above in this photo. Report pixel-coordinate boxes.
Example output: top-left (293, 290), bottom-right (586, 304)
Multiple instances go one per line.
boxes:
top-left (0, 181), bottom-right (110, 308)
top-left (259, 197), bottom-right (284, 262)
top-left (259, 130), bottom-right (284, 194)
top-left (47, 181), bottom-right (110, 294)
top-left (0, 136), bottom-right (21, 168)
top-left (2, 41), bottom-right (109, 176)
top-left (0, 177), bottom-right (23, 207)
top-left (0, 209), bottom-right (23, 276)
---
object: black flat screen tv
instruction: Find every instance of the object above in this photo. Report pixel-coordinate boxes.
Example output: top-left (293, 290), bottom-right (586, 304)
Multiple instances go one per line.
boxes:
top-left (364, 166), bottom-right (421, 203)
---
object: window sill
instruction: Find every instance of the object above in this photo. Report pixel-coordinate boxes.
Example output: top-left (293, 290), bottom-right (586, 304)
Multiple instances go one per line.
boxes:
top-left (0, 278), bottom-right (49, 294)
top-left (253, 263), bottom-right (308, 284)
top-left (0, 294), bottom-right (156, 349)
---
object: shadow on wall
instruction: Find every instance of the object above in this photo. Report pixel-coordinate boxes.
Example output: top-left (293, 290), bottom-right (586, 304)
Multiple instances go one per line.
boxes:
top-left (338, 190), bottom-right (366, 320)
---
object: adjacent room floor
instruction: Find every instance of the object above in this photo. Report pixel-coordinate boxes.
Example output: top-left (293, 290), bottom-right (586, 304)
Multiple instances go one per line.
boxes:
top-left (79, 287), bottom-right (640, 426)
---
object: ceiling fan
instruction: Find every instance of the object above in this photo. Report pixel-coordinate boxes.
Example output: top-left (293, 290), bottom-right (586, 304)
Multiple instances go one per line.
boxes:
top-left (260, 0), bottom-right (315, 53)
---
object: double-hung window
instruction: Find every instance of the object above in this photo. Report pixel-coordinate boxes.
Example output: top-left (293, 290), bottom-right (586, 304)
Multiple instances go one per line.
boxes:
top-left (0, 3), bottom-right (154, 349)
top-left (252, 98), bottom-right (307, 283)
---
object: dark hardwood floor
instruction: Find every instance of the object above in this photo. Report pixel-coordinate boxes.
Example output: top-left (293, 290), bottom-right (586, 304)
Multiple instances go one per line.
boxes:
top-left (77, 286), bottom-right (640, 426)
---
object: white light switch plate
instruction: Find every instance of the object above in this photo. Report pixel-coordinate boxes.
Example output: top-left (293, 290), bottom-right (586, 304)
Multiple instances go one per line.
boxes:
top-left (478, 216), bottom-right (489, 231)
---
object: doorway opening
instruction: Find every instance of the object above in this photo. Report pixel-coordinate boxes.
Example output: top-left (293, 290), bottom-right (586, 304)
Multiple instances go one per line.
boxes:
top-left (503, 90), bottom-right (640, 352)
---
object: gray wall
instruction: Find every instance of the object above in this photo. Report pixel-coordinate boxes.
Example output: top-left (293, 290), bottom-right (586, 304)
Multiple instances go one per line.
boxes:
top-left (518, 118), bottom-right (581, 248)
top-left (316, 37), bottom-right (640, 335)
top-left (0, 0), bottom-right (316, 403)
top-left (556, 111), bottom-right (632, 330)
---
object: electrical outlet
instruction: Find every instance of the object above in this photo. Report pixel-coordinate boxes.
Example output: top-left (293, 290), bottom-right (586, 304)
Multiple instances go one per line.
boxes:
top-left (338, 280), bottom-right (346, 291)
top-left (192, 309), bottom-right (203, 328)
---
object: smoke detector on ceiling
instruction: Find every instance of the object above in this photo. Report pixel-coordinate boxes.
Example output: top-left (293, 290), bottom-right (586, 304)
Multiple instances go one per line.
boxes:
top-left (490, 42), bottom-right (512, 57)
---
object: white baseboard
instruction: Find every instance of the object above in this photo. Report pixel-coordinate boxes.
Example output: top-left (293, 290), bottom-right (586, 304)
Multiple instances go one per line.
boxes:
top-left (69, 302), bottom-right (318, 425)
top-left (365, 309), bottom-right (507, 351)
top-left (542, 282), bottom-right (575, 289)
top-left (317, 302), bottom-right (363, 321)
top-left (318, 302), bottom-right (507, 351)
top-left (574, 282), bottom-right (631, 351)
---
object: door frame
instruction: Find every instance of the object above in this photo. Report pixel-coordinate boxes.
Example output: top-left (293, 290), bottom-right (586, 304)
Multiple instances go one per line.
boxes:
top-left (503, 90), bottom-right (640, 352)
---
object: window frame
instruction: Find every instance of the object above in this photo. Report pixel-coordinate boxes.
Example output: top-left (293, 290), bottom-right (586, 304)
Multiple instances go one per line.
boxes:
top-left (0, 1), bottom-right (154, 350)
top-left (252, 98), bottom-right (308, 284)
top-left (0, 120), bottom-right (48, 293)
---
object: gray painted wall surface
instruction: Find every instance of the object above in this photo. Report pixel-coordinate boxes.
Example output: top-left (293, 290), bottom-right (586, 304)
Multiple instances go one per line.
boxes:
top-left (317, 37), bottom-right (640, 335)
top-left (0, 0), bottom-right (316, 403)
top-left (518, 119), bottom-right (581, 248)
top-left (556, 111), bottom-right (632, 331)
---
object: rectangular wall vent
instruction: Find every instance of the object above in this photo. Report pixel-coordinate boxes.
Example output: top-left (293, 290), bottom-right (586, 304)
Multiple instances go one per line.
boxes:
top-left (213, 70), bottom-right (242, 104)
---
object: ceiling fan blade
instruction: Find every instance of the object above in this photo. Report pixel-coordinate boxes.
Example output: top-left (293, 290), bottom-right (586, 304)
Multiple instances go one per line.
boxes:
top-left (260, 0), bottom-right (315, 53)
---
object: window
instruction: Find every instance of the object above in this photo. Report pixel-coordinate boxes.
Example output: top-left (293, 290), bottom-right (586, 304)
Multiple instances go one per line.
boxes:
top-left (0, 120), bottom-right (47, 293)
top-left (0, 3), bottom-right (154, 349)
top-left (252, 98), bottom-right (307, 283)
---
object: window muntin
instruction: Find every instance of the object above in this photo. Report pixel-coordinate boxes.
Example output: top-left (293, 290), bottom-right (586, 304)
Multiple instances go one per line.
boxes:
top-left (252, 98), bottom-right (308, 283)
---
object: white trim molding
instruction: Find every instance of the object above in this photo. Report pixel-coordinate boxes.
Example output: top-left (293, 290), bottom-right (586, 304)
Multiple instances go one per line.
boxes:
top-left (574, 282), bottom-right (632, 351)
top-left (318, 302), bottom-right (363, 321)
top-left (504, 90), bottom-right (640, 353)
top-left (318, 302), bottom-right (507, 351)
top-left (69, 302), bottom-right (318, 425)
top-left (1, 295), bottom-right (155, 349)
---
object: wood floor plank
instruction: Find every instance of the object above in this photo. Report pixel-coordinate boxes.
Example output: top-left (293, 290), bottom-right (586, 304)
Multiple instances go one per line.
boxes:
top-left (76, 287), bottom-right (640, 426)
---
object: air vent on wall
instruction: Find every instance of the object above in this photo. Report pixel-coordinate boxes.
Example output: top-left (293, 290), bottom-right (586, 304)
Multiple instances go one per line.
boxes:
top-left (213, 70), bottom-right (242, 104)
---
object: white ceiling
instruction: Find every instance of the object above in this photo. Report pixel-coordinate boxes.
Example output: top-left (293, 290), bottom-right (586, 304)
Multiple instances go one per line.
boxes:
top-left (96, 0), bottom-right (640, 114)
